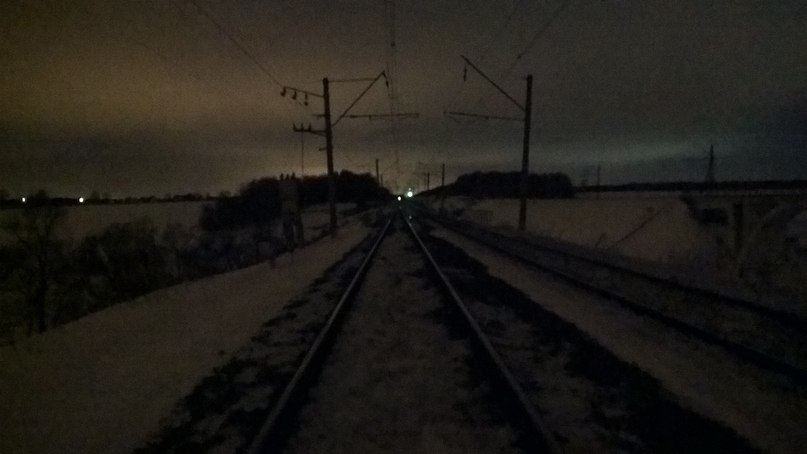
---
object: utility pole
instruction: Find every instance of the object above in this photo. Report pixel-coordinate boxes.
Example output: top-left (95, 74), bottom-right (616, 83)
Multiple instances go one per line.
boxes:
top-left (416, 171), bottom-right (430, 192)
top-left (705, 144), bottom-right (716, 189)
top-left (596, 162), bottom-right (601, 199)
top-left (440, 162), bottom-right (446, 213)
top-left (299, 131), bottom-right (305, 177)
top-left (446, 55), bottom-right (533, 231)
top-left (284, 72), bottom-right (416, 237)
top-left (322, 78), bottom-right (337, 235)
top-left (518, 75), bottom-right (532, 231)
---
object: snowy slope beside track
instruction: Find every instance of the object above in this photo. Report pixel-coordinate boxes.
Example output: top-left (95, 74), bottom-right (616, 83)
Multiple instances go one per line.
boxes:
top-left (0, 221), bottom-right (370, 454)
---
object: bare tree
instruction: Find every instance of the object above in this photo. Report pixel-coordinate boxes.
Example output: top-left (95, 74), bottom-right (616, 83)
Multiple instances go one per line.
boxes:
top-left (2, 190), bottom-right (65, 334)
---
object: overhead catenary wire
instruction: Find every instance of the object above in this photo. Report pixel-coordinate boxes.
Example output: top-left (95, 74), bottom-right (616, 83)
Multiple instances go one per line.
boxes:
top-left (184, 0), bottom-right (283, 88)
top-left (501, 0), bottom-right (573, 79)
top-left (385, 0), bottom-right (401, 191)
top-left (444, 0), bottom-right (528, 112)
top-left (167, 0), bottom-right (314, 178)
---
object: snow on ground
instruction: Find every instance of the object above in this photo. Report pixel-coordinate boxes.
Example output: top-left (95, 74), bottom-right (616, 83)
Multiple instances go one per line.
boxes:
top-left (0, 220), bottom-right (370, 454)
top-left (431, 193), bottom-right (807, 305)
top-left (439, 196), bottom-right (712, 264)
top-left (432, 228), bottom-right (807, 454)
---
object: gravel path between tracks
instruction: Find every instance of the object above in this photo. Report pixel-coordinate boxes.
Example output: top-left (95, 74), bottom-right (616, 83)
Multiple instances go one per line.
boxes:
top-left (430, 226), bottom-right (807, 453)
top-left (283, 220), bottom-right (522, 454)
top-left (0, 221), bottom-right (370, 454)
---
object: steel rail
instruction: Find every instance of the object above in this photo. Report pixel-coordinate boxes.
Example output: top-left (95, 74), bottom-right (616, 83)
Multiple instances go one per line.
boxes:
top-left (248, 218), bottom-right (392, 454)
top-left (402, 214), bottom-right (562, 454)
top-left (428, 214), bottom-right (807, 385)
top-left (454, 216), bottom-right (807, 330)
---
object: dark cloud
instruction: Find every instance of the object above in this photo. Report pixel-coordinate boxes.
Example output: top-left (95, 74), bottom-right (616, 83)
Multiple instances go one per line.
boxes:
top-left (1, 0), bottom-right (806, 195)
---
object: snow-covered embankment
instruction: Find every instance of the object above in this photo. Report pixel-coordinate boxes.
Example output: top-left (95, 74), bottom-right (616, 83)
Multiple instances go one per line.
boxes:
top-left (0, 221), bottom-right (370, 454)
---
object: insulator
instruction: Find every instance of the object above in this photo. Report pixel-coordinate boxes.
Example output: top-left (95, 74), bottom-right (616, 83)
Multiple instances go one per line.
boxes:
top-left (281, 87), bottom-right (287, 96)
top-left (291, 90), bottom-right (298, 100)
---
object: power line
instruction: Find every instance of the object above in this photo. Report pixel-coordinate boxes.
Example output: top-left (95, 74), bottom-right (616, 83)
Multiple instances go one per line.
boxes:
top-left (462, 0), bottom-right (572, 122)
top-left (476, 0), bottom-right (527, 67)
top-left (445, 1), bottom-right (528, 114)
top-left (502, 0), bottom-right (573, 78)
top-left (184, 0), bottom-right (283, 87)
top-left (385, 0), bottom-right (401, 191)
top-left (167, 0), bottom-right (314, 124)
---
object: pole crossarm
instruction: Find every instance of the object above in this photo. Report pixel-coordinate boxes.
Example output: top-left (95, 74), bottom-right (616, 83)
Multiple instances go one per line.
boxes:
top-left (330, 77), bottom-right (380, 83)
top-left (444, 111), bottom-right (522, 122)
top-left (281, 85), bottom-right (323, 99)
top-left (332, 71), bottom-right (388, 127)
top-left (292, 123), bottom-right (326, 137)
top-left (460, 55), bottom-right (525, 112)
top-left (345, 113), bottom-right (419, 121)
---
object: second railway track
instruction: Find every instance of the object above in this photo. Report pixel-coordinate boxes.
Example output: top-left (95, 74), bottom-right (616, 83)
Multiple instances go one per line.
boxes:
top-left (137, 209), bottom-right (760, 452)
top-left (249, 210), bottom-right (754, 453)
top-left (425, 210), bottom-right (807, 384)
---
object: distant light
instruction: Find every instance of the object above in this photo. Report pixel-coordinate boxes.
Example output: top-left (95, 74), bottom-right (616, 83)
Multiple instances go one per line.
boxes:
top-left (397, 195), bottom-right (402, 201)
top-left (21, 197), bottom-right (26, 203)
top-left (406, 190), bottom-right (413, 198)
top-left (79, 197), bottom-right (85, 203)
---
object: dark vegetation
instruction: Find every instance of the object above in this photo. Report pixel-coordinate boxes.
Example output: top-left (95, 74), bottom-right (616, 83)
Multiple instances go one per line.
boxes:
top-left (578, 179), bottom-right (807, 193)
top-left (421, 171), bottom-right (574, 199)
top-left (0, 172), bottom-right (388, 342)
top-left (200, 170), bottom-right (388, 231)
top-left (0, 191), bottom-right (212, 209)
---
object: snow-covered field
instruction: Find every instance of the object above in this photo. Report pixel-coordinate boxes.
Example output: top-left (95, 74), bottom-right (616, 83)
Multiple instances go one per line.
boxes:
top-left (438, 196), bottom-right (712, 264)
top-left (0, 220), bottom-right (371, 454)
top-left (431, 192), bottom-right (807, 301)
top-left (0, 201), bottom-right (208, 245)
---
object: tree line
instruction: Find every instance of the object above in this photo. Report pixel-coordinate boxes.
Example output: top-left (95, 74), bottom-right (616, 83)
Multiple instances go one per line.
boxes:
top-left (424, 171), bottom-right (575, 199)
top-left (0, 172), bottom-right (388, 341)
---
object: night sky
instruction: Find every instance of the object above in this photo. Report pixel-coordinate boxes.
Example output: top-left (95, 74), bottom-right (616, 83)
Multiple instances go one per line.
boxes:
top-left (2, 0), bottom-right (806, 197)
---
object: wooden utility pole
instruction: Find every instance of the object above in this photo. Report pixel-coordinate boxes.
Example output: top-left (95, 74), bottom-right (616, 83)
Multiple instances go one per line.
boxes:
top-left (518, 75), bottom-right (533, 231)
top-left (299, 131), bottom-right (305, 177)
top-left (322, 78), bottom-right (337, 236)
top-left (440, 162), bottom-right (446, 213)
top-left (285, 72), bottom-right (414, 237)
top-left (705, 144), bottom-right (716, 189)
top-left (596, 162), bottom-right (601, 199)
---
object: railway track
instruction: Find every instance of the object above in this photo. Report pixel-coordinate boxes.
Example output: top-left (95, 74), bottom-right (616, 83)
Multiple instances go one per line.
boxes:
top-left (249, 213), bottom-right (557, 453)
top-left (138, 209), bottom-right (757, 452)
top-left (423, 209), bottom-right (807, 385)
